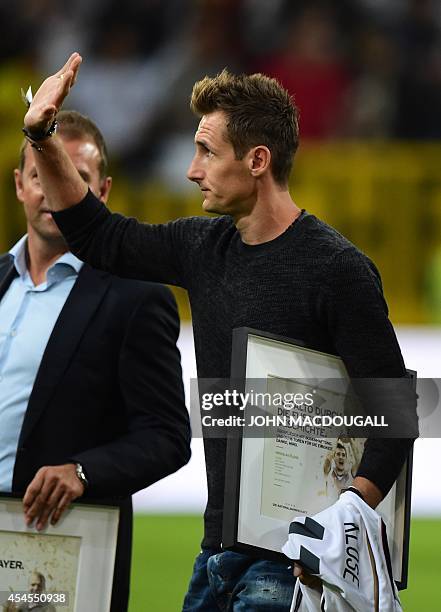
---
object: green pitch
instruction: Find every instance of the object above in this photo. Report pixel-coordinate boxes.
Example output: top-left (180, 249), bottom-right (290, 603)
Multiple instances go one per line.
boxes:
top-left (129, 516), bottom-right (440, 611)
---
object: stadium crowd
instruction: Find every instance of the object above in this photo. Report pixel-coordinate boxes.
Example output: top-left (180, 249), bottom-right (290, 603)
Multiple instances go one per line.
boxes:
top-left (1, 0), bottom-right (440, 183)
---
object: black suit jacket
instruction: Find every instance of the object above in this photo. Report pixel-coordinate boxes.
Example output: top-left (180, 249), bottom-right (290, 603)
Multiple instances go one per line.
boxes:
top-left (0, 253), bottom-right (191, 611)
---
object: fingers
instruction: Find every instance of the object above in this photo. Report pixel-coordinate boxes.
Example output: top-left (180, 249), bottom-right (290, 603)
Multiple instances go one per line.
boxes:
top-left (53, 57), bottom-right (81, 102)
top-left (34, 486), bottom-right (59, 531)
top-left (60, 70), bottom-right (74, 96)
top-left (293, 563), bottom-right (323, 593)
top-left (293, 563), bottom-right (303, 577)
top-left (299, 573), bottom-right (323, 592)
top-left (70, 55), bottom-right (82, 86)
top-left (61, 54), bottom-right (82, 89)
top-left (24, 53), bottom-right (82, 131)
top-left (59, 53), bottom-right (82, 87)
top-left (56, 52), bottom-right (82, 77)
top-left (23, 468), bottom-right (56, 528)
top-left (23, 469), bottom-right (45, 512)
top-left (35, 486), bottom-right (74, 530)
top-left (51, 492), bottom-right (71, 526)
top-left (23, 465), bottom-right (84, 531)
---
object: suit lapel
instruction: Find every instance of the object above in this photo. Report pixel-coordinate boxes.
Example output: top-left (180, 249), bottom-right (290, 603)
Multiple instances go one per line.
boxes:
top-left (0, 254), bottom-right (17, 300)
top-left (19, 264), bottom-right (111, 445)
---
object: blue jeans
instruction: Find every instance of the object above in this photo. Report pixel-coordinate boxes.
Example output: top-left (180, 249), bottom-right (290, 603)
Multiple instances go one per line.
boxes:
top-left (182, 549), bottom-right (295, 611)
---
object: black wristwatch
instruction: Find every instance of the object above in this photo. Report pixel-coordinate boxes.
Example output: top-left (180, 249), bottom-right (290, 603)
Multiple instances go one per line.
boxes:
top-left (75, 463), bottom-right (89, 489)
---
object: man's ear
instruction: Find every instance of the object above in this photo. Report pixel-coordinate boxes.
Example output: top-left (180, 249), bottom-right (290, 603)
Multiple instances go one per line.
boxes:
top-left (14, 169), bottom-right (25, 203)
top-left (99, 176), bottom-right (112, 203)
top-left (248, 146), bottom-right (271, 178)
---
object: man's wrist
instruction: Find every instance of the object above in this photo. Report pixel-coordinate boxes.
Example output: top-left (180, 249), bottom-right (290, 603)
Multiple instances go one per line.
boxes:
top-left (351, 476), bottom-right (383, 508)
top-left (341, 486), bottom-right (366, 502)
top-left (22, 120), bottom-right (58, 152)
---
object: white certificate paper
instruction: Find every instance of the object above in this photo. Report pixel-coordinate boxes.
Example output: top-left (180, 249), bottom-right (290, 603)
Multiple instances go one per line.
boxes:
top-left (231, 332), bottom-right (410, 584)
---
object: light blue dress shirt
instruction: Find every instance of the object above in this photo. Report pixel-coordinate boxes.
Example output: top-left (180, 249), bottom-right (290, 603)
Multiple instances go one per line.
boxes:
top-left (0, 235), bottom-right (83, 491)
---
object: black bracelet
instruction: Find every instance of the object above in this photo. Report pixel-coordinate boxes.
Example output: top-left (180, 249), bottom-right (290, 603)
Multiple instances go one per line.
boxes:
top-left (22, 120), bottom-right (58, 151)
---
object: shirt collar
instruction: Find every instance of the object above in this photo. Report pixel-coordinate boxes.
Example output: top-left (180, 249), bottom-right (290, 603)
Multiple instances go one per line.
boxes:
top-left (9, 235), bottom-right (83, 279)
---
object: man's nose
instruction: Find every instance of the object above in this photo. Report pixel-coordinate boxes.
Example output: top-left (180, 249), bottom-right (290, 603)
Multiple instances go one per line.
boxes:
top-left (187, 157), bottom-right (204, 183)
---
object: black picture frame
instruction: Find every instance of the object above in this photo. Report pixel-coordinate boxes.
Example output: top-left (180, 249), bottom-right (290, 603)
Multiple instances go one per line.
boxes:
top-left (222, 327), bottom-right (415, 590)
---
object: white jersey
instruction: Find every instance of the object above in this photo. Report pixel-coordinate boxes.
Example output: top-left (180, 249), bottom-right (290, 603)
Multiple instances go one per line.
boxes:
top-left (282, 490), bottom-right (402, 612)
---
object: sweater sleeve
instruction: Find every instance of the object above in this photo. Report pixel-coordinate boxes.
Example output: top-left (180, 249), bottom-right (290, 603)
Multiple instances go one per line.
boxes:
top-left (52, 189), bottom-right (202, 288)
top-left (321, 247), bottom-right (417, 497)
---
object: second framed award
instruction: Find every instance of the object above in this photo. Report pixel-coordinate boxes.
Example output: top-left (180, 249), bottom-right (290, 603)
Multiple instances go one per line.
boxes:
top-left (0, 495), bottom-right (119, 611)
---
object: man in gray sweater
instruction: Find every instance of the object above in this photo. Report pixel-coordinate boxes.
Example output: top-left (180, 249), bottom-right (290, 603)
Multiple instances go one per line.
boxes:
top-left (21, 53), bottom-right (414, 610)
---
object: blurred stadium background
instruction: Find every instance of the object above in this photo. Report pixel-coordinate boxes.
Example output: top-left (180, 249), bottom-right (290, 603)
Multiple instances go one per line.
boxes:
top-left (1, 0), bottom-right (440, 609)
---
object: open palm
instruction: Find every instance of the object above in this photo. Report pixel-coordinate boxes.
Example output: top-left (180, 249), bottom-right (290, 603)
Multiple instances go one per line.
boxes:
top-left (24, 52), bottom-right (82, 133)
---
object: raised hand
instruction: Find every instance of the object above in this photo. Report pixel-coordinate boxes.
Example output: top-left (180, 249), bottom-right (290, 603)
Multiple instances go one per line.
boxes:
top-left (24, 52), bottom-right (82, 135)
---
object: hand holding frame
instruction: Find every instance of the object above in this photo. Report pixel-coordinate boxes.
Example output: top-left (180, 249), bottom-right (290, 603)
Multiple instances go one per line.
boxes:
top-left (23, 463), bottom-right (85, 531)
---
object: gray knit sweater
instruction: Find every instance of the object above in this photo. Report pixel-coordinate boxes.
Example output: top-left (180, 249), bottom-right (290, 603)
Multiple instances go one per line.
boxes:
top-left (54, 191), bottom-right (412, 548)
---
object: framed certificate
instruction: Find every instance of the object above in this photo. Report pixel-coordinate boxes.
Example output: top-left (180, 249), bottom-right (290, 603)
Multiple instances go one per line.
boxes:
top-left (0, 494), bottom-right (119, 611)
top-left (222, 327), bottom-right (414, 590)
